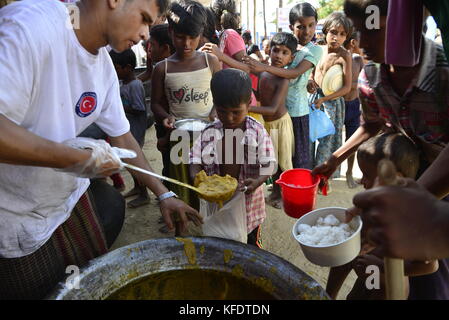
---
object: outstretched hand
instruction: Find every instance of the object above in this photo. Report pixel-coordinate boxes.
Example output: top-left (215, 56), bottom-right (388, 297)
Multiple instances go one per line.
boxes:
top-left (242, 55), bottom-right (266, 74)
top-left (312, 156), bottom-right (338, 189)
top-left (313, 98), bottom-right (325, 109)
top-left (307, 80), bottom-right (319, 94)
top-left (159, 197), bottom-right (203, 234)
top-left (200, 43), bottom-right (223, 61)
top-left (350, 178), bottom-right (449, 261)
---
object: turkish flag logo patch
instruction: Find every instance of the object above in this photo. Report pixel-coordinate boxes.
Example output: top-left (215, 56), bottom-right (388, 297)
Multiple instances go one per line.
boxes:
top-left (75, 92), bottom-right (97, 118)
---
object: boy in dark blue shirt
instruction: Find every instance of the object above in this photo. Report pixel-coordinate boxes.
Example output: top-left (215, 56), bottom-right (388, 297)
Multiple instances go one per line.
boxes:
top-left (110, 49), bottom-right (150, 208)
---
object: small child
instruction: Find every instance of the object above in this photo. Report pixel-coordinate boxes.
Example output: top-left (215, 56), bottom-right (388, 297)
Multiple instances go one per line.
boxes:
top-left (243, 3), bottom-right (323, 170)
top-left (243, 31), bottom-right (264, 62)
top-left (151, 1), bottom-right (221, 210)
top-left (110, 49), bottom-right (150, 208)
top-left (343, 30), bottom-right (364, 189)
top-left (261, 39), bottom-right (271, 64)
top-left (287, 3), bottom-right (323, 170)
top-left (248, 32), bottom-right (296, 209)
top-left (326, 132), bottom-right (440, 300)
top-left (309, 12), bottom-right (353, 184)
top-left (190, 69), bottom-right (277, 247)
top-left (148, 24), bottom-right (176, 179)
top-left (146, 23), bottom-right (178, 233)
top-left (148, 24), bottom-right (176, 68)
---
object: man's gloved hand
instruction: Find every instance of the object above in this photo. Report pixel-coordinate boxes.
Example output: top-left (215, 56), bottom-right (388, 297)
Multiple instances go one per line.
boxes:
top-left (57, 137), bottom-right (136, 178)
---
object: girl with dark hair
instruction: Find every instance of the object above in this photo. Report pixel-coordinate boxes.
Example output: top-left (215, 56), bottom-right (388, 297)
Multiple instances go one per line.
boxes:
top-left (309, 12), bottom-right (353, 184)
top-left (151, 1), bottom-right (221, 209)
top-left (198, 7), bottom-right (220, 48)
top-left (205, 0), bottom-right (244, 70)
top-left (202, 0), bottom-right (263, 123)
top-left (220, 9), bottom-right (240, 32)
top-left (211, 0), bottom-right (238, 31)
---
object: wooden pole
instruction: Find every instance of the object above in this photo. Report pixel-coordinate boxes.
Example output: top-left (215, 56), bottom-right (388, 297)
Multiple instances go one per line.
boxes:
top-left (253, 0), bottom-right (256, 42)
top-left (263, 0), bottom-right (267, 39)
top-left (246, 0), bottom-right (250, 32)
top-left (377, 160), bottom-right (407, 300)
top-left (277, 0), bottom-right (283, 33)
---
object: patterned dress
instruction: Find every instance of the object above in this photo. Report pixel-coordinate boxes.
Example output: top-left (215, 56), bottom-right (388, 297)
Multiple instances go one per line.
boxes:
top-left (309, 89), bottom-right (345, 179)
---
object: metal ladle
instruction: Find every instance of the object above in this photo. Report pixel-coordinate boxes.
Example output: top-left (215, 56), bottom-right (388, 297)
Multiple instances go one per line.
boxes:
top-left (123, 163), bottom-right (202, 195)
top-left (123, 163), bottom-right (240, 202)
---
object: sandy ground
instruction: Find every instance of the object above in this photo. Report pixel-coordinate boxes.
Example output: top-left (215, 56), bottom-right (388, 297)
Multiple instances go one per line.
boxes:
top-left (110, 126), bottom-right (364, 300)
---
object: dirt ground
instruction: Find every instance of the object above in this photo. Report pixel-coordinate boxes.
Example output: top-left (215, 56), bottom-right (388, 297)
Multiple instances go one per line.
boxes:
top-left (110, 126), bottom-right (364, 300)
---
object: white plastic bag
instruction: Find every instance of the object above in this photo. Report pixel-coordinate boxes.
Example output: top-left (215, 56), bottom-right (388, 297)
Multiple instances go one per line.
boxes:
top-left (200, 192), bottom-right (247, 243)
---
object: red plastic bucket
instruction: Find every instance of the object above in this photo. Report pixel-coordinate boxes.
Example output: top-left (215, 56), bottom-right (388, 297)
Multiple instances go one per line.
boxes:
top-left (276, 169), bottom-right (327, 219)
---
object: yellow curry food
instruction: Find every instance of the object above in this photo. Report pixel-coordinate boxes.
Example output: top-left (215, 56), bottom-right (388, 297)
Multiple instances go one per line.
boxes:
top-left (194, 171), bottom-right (238, 207)
top-left (107, 269), bottom-right (276, 300)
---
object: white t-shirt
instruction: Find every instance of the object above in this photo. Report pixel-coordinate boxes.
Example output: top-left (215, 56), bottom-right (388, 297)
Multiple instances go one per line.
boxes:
top-left (0, 0), bottom-right (130, 258)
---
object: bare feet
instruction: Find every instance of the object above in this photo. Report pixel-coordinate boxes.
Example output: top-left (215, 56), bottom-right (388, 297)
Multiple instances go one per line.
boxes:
top-left (266, 194), bottom-right (283, 209)
top-left (346, 173), bottom-right (358, 189)
top-left (127, 195), bottom-right (151, 209)
top-left (113, 183), bottom-right (126, 193)
top-left (123, 188), bottom-right (140, 198)
top-left (159, 225), bottom-right (170, 234)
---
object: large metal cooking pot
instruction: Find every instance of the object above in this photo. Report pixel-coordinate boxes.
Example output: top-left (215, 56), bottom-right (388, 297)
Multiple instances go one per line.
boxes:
top-left (47, 237), bottom-right (329, 300)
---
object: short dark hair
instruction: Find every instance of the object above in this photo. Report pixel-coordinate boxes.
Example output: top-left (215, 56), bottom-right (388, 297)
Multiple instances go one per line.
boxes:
top-left (211, 0), bottom-right (236, 20)
top-left (211, 0), bottom-right (239, 31)
top-left (221, 10), bottom-right (240, 31)
top-left (150, 23), bottom-right (175, 54)
top-left (211, 69), bottom-right (252, 108)
top-left (344, 0), bottom-right (389, 18)
top-left (167, 1), bottom-right (207, 38)
top-left (289, 2), bottom-right (318, 25)
top-left (204, 7), bottom-right (220, 45)
top-left (156, 0), bottom-right (170, 17)
top-left (357, 133), bottom-right (420, 179)
top-left (270, 32), bottom-right (298, 55)
top-left (343, 30), bottom-right (360, 48)
top-left (322, 11), bottom-right (353, 39)
top-left (109, 49), bottom-right (137, 69)
top-left (247, 44), bottom-right (260, 56)
top-left (242, 31), bottom-right (252, 42)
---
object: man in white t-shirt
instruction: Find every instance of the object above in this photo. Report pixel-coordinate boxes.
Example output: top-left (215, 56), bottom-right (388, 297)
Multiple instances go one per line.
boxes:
top-left (0, 0), bottom-right (202, 299)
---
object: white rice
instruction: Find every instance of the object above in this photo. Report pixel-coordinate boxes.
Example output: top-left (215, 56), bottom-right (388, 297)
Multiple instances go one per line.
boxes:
top-left (176, 121), bottom-right (208, 132)
top-left (296, 214), bottom-right (356, 246)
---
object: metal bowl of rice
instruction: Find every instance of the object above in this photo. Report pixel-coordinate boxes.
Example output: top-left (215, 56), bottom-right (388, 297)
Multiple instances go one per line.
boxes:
top-left (174, 119), bottom-right (210, 133)
top-left (292, 207), bottom-right (363, 267)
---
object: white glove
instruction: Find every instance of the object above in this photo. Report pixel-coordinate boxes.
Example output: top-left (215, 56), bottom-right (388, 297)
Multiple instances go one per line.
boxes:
top-left (58, 137), bottom-right (137, 178)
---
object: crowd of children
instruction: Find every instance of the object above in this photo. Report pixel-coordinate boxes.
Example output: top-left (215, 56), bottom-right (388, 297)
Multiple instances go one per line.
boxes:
top-left (96, 0), bottom-right (448, 300)
top-left (74, 0), bottom-right (449, 300)
top-left (136, 0), bottom-right (449, 300)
